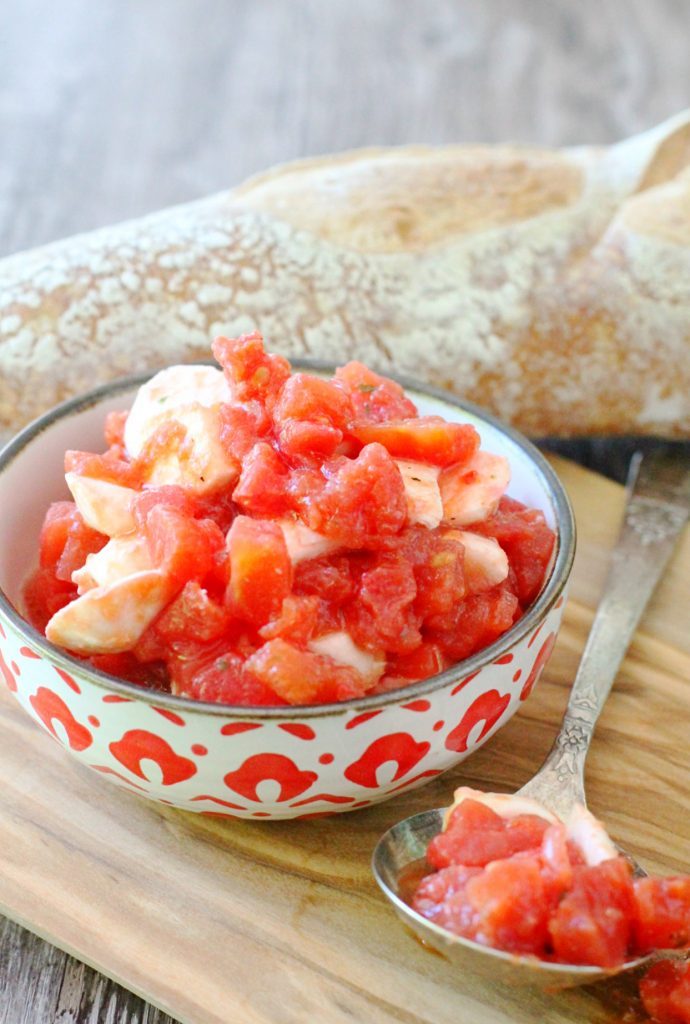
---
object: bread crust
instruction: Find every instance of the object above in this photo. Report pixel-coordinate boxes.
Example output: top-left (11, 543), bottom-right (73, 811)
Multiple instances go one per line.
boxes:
top-left (2, 111), bottom-right (690, 440)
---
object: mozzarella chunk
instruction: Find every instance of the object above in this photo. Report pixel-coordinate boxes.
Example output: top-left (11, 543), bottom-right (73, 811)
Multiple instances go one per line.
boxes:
top-left (124, 364), bottom-right (232, 458)
top-left (445, 529), bottom-right (509, 591)
top-left (443, 786), bottom-right (559, 830)
top-left (46, 570), bottom-right (174, 654)
top-left (72, 535), bottom-right (153, 594)
top-left (66, 472), bottom-right (137, 538)
top-left (394, 459), bottom-right (443, 529)
top-left (277, 518), bottom-right (340, 564)
top-left (566, 803), bottom-right (618, 866)
top-left (441, 451), bottom-right (511, 527)
top-left (308, 630), bottom-right (385, 683)
top-left (141, 403), bottom-right (238, 495)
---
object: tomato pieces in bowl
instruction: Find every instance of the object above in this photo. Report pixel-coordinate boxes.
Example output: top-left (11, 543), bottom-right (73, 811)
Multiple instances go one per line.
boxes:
top-left (22, 331), bottom-right (556, 707)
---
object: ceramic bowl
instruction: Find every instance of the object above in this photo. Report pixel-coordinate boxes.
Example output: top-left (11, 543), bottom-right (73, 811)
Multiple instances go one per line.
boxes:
top-left (0, 365), bottom-right (575, 820)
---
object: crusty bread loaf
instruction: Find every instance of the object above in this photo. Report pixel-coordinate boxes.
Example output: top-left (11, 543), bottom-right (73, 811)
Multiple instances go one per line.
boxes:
top-left (2, 111), bottom-right (690, 441)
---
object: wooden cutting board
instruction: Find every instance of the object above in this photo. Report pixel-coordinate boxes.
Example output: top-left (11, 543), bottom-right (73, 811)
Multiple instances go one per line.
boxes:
top-left (1, 455), bottom-right (689, 1024)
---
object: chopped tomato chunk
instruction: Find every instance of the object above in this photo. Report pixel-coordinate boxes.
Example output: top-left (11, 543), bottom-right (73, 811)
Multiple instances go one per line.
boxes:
top-left (131, 485), bottom-right (198, 530)
top-left (212, 332), bottom-right (290, 409)
top-left (335, 362), bottom-right (417, 422)
top-left (226, 516), bottom-right (293, 626)
top-left (548, 858), bottom-right (635, 967)
top-left (144, 506), bottom-right (225, 586)
top-left (640, 960), bottom-right (690, 1024)
top-left (104, 410), bottom-right (129, 448)
top-left (23, 567), bottom-right (77, 633)
top-left (246, 638), bottom-right (369, 704)
top-left (232, 442), bottom-right (291, 516)
top-left (350, 417), bottom-right (480, 467)
top-left (299, 443), bottom-right (408, 547)
top-left (633, 876), bottom-right (690, 953)
top-left (218, 400), bottom-right (271, 462)
top-left (345, 556), bottom-right (421, 654)
top-left (65, 446), bottom-right (141, 488)
top-left (153, 582), bottom-right (230, 642)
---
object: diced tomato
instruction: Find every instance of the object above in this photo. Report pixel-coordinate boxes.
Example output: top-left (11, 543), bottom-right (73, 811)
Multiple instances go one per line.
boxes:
top-left (412, 864), bottom-right (483, 930)
top-left (153, 582), bottom-right (231, 642)
top-left (212, 332), bottom-right (290, 409)
top-left (218, 400), bottom-right (271, 463)
top-left (144, 506), bottom-right (225, 586)
top-left (414, 535), bottom-right (466, 622)
top-left (640, 960), bottom-right (690, 1024)
top-left (246, 638), bottom-right (370, 704)
top-left (428, 582), bottom-right (519, 662)
top-left (23, 567), bottom-right (77, 633)
top-left (465, 856), bottom-right (551, 956)
top-left (423, 581), bottom-right (515, 659)
top-left (131, 485), bottom-right (198, 531)
top-left (164, 637), bottom-right (280, 705)
top-left (335, 362), bottom-right (418, 423)
top-left (299, 444), bottom-right (407, 547)
top-left (232, 442), bottom-right (291, 516)
top-left (349, 417), bottom-right (480, 467)
top-left (548, 857), bottom-right (635, 967)
top-left (278, 419), bottom-right (344, 460)
top-left (633, 877), bottom-right (690, 954)
top-left (65, 446), bottom-right (142, 488)
top-left (293, 555), bottom-right (355, 604)
top-left (259, 595), bottom-right (322, 645)
top-left (274, 374), bottom-right (352, 459)
top-left (345, 556), bottom-right (422, 654)
top-left (104, 410), bottom-right (129, 448)
top-left (474, 497), bottom-right (555, 606)
top-left (226, 516), bottom-right (293, 626)
top-left (39, 501), bottom-right (107, 580)
top-left (274, 373), bottom-right (352, 431)
top-left (388, 643), bottom-right (448, 681)
top-left (40, 502), bottom-right (85, 569)
top-left (428, 799), bottom-right (550, 870)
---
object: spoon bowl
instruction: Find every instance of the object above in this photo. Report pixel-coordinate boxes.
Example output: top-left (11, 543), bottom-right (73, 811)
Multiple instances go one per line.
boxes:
top-left (372, 808), bottom-right (651, 991)
top-left (373, 449), bottom-right (690, 989)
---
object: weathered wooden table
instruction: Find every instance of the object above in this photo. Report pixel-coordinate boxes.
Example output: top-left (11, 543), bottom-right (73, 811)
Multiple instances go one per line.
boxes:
top-left (1, 1), bottom-right (689, 1020)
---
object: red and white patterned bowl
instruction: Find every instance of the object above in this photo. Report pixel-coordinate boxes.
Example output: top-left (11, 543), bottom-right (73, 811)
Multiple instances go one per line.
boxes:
top-left (0, 367), bottom-right (575, 820)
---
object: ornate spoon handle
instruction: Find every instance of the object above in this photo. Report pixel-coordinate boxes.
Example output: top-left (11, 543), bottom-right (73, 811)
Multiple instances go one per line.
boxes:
top-left (521, 450), bottom-right (690, 820)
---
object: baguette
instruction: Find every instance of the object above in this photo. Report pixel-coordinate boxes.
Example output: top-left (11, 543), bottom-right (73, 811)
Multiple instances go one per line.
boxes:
top-left (2, 110), bottom-right (690, 441)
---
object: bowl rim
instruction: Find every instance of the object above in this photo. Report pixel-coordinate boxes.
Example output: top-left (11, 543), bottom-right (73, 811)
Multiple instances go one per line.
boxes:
top-left (0, 361), bottom-right (576, 720)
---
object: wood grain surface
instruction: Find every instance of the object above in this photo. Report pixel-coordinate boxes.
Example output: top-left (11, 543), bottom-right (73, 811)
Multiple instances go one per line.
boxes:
top-left (2, 1), bottom-right (690, 1020)
top-left (1, 455), bottom-right (689, 1024)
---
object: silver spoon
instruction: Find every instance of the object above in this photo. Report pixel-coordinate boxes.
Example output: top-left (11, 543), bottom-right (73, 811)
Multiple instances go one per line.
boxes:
top-left (373, 449), bottom-right (690, 990)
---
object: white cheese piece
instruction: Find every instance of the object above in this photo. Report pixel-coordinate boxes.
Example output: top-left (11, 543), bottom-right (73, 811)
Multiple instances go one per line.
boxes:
top-left (566, 803), bottom-right (618, 866)
top-left (445, 529), bottom-right (509, 591)
top-left (277, 518), bottom-right (340, 564)
top-left (124, 364), bottom-right (232, 458)
top-left (308, 630), bottom-right (385, 683)
top-left (441, 451), bottom-right (511, 527)
top-left (66, 472), bottom-right (137, 538)
top-left (141, 403), bottom-right (238, 495)
top-left (46, 570), bottom-right (174, 654)
top-left (394, 459), bottom-right (443, 529)
top-left (72, 535), bottom-right (152, 594)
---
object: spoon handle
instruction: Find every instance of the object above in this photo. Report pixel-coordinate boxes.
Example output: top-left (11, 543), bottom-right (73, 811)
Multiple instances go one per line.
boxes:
top-left (521, 449), bottom-right (690, 819)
